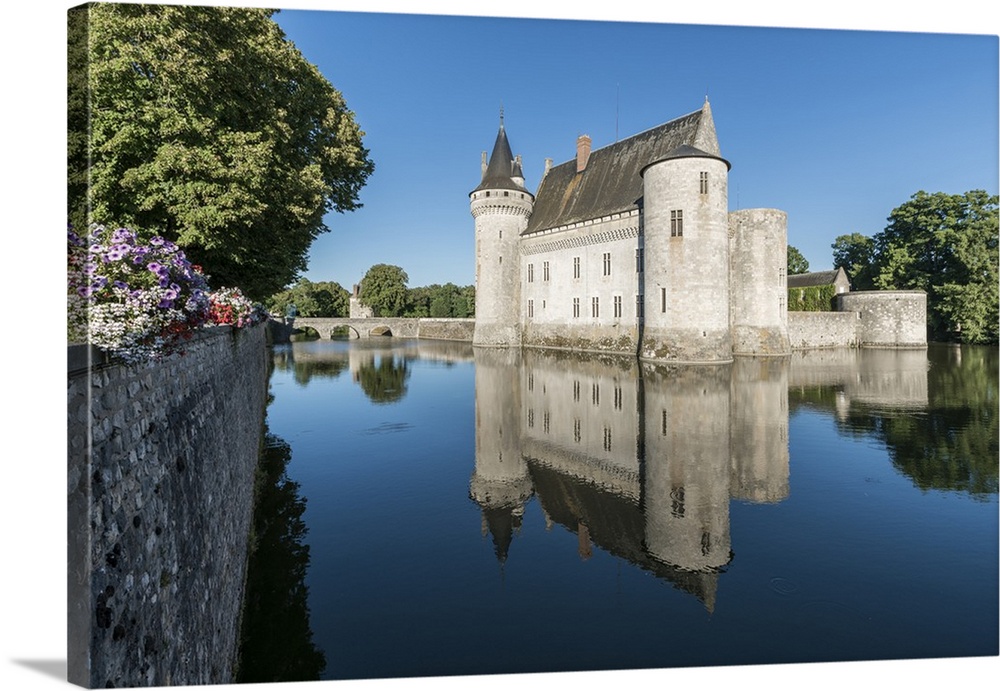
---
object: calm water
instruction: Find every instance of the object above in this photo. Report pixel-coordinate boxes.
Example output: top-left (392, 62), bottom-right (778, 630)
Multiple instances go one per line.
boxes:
top-left (237, 340), bottom-right (998, 682)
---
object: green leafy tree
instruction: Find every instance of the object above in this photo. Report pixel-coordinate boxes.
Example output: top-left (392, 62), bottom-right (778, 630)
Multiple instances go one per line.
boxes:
top-left (787, 245), bottom-right (810, 274)
top-left (68, 4), bottom-right (374, 301)
top-left (873, 190), bottom-right (998, 343)
top-left (268, 279), bottom-right (349, 317)
top-left (831, 232), bottom-right (876, 290)
top-left (359, 264), bottom-right (409, 317)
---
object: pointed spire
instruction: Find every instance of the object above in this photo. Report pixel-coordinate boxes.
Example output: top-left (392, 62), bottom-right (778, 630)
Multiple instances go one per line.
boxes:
top-left (692, 97), bottom-right (721, 157)
top-left (472, 109), bottom-right (531, 195)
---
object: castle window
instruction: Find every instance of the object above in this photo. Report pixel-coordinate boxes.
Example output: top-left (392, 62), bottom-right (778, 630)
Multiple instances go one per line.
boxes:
top-left (573, 380), bottom-right (580, 401)
top-left (485, 191), bottom-right (490, 197)
top-left (592, 296), bottom-right (599, 318)
top-left (700, 171), bottom-right (708, 195)
top-left (636, 294), bottom-right (644, 320)
top-left (527, 299), bottom-right (534, 318)
top-left (543, 411), bottom-right (550, 434)
top-left (573, 418), bottom-right (581, 443)
top-left (662, 409), bottom-right (668, 436)
top-left (543, 261), bottom-right (550, 281)
top-left (527, 263), bottom-right (534, 282)
top-left (636, 248), bottom-right (644, 273)
top-left (527, 408), bottom-right (534, 428)
top-left (573, 297), bottom-right (580, 318)
top-left (504, 191), bottom-right (509, 197)
top-left (613, 295), bottom-right (622, 318)
top-left (614, 386), bottom-right (622, 410)
top-left (671, 209), bottom-right (684, 237)
top-left (603, 427), bottom-right (612, 452)
top-left (499, 230), bottom-right (502, 239)
top-left (661, 287), bottom-right (667, 313)
top-left (603, 252), bottom-right (612, 276)
top-left (592, 383), bottom-right (600, 406)
top-left (573, 256), bottom-right (581, 278)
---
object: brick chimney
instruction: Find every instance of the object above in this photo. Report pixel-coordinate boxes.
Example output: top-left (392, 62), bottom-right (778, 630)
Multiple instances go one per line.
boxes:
top-left (576, 134), bottom-right (592, 173)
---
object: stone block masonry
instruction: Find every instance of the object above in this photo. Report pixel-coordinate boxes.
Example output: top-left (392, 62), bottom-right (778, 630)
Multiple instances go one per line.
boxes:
top-left (67, 325), bottom-right (269, 688)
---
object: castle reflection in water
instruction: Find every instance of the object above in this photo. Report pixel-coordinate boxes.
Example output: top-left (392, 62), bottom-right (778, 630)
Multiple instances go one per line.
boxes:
top-left (275, 339), bottom-right (932, 613)
top-left (469, 347), bottom-right (929, 612)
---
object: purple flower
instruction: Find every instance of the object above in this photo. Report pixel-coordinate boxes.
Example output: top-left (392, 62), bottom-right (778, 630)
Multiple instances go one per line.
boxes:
top-left (78, 286), bottom-right (93, 298)
top-left (149, 236), bottom-right (165, 246)
top-left (113, 280), bottom-right (129, 291)
top-left (111, 227), bottom-right (133, 243)
top-left (147, 262), bottom-right (163, 274)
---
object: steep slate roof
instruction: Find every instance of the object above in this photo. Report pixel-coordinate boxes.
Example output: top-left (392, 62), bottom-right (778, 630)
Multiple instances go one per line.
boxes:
top-left (472, 119), bottom-right (532, 195)
top-left (524, 100), bottom-right (722, 235)
top-left (787, 267), bottom-right (849, 289)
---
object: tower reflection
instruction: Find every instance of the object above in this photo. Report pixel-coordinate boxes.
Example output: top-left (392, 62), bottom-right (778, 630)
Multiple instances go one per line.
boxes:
top-left (470, 350), bottom-right (791, 610)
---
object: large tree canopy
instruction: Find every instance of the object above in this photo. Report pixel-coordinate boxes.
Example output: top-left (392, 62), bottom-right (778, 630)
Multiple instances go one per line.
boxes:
top-left (831, 232), bottom-right (876, 290)
top-left (829, 190), bottom-right (998, 344)
top-left (68, 4), bottom-right (374, 300)
top-left (358, 264), bottom-right (409, 317)
top-left (874, 190), bottom-right (998, 344)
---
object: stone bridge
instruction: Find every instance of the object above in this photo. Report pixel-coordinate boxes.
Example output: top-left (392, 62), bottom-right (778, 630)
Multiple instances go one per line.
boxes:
top-left (279, 317), bottom-right (475, 342)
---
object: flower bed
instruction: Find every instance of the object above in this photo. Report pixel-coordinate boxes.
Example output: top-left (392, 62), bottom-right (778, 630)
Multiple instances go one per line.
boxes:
top-left (69, 225), bottom-right (265, 364)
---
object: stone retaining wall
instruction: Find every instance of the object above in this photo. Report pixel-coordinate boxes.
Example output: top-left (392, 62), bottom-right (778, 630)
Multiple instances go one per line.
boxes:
top-left (788, 311), bottom-right (859, 349)
top-left (67, 325), bottom-right (269, 688)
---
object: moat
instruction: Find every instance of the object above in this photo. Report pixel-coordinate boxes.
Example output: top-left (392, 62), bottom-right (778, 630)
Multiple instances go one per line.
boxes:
top-left (237, 339), bottom-right (998, 681)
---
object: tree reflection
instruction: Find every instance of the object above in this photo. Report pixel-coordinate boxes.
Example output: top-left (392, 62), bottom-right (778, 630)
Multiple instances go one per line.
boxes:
top-left (355, 354), bottom-right (411, 404)
top-left (236, 432), bottom-right (326, 683)
top-left (789, 345), bottom-right (998, 498)
top-left (272, 346), bottom-right (350, 386)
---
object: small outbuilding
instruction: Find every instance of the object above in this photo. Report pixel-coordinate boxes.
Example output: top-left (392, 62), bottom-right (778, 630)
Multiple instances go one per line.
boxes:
top-left (788, 267), bottom-right (851, 294)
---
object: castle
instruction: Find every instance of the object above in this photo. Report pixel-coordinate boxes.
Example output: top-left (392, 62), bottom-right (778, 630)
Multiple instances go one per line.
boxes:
top-left (471, 99), bottom-right (789, 363)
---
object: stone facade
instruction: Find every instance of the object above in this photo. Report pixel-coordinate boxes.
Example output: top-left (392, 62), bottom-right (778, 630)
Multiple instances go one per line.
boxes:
top-left (67, 325), bottom-right (269, 688)
top-left (472, 101), bottom-right (789, 363)
top-left (472, 101), bottom-right (926, 358)
top-left (838, 291), bottom-right (927, 347)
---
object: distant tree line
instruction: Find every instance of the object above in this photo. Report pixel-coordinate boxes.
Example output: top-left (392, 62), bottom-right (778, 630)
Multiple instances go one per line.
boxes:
top-left (830, 190), bottom-right (997, 344)
top-left (266, 263), bottom-right (474, 319)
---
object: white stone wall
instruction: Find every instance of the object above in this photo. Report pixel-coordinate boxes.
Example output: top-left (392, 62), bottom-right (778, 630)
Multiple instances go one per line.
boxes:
top-left (640, 155), bottom-right (732, 363)
top-left (520, 211), bottom-right (642, 352)
top-left (838, 291), bottom-right (928, 347)
top-left (787, 311), bottom-right (860, 349)
top-left (471, 189), bottom-right (533, 346)
top-left (729, 208), bottom-right (790, 355)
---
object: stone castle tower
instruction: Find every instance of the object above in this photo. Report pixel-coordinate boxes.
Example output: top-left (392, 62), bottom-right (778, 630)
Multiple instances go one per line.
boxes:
top-left (469, 112), bottom-right (534, 347)
top-left (471, 100), bottom-right (791, 362)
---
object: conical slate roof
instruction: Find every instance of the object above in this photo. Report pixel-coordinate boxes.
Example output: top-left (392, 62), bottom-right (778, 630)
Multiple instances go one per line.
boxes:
top-left (525, 100), bottom-right (722, 234)
top-left (472, 121), bottom-right (531, 195)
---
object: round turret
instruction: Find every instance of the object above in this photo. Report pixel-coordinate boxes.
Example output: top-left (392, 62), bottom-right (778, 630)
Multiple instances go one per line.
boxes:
top-left (471, 119), bottom-right (534, 347)
top-left (640, 146), bottom-right (732, 363)
top-left (729, 208), bottom-right (791, 355)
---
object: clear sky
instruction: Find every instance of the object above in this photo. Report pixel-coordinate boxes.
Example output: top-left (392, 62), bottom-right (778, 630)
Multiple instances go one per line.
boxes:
top-left (261, 3), bottom-right (1000, 290)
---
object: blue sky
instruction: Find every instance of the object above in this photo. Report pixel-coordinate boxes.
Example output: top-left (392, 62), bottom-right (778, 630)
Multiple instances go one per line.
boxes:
top-left (262, 4), bottom-right (999, 290)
